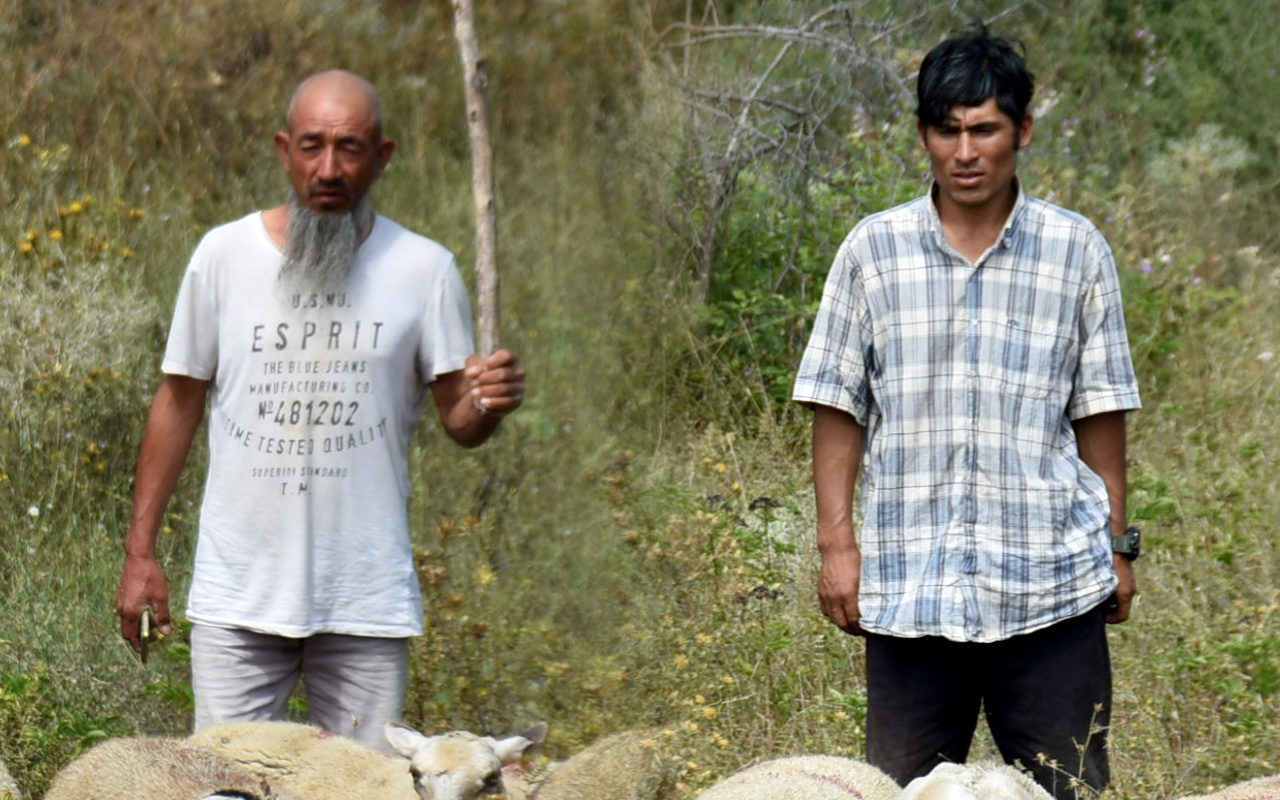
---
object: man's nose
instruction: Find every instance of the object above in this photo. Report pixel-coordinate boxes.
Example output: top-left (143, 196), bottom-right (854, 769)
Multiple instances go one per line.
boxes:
top-left (317, 148), bottom-right (341, 181)
top-left (955, 132), bottom-right (977, 162)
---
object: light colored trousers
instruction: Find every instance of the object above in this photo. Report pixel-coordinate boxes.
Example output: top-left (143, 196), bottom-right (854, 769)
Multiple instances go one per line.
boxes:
top-left (191, 623), bottom-right (409, 753)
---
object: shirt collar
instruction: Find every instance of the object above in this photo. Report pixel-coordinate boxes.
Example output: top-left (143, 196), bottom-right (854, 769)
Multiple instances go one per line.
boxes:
top-left (924, 178), bottom-right (1027, 256)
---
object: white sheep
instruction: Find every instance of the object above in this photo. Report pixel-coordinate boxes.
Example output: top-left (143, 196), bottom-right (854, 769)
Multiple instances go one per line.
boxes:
top-left (190, 720), bottom-right (545, 800)
top-left (696, 754), bottom-right (903, 800)
top-left (1175, 773), bottom-right (1280, 800)
top-left (383, 720), bottom-right (547, 800)
top-left (43, 735), bottom-right (298, 800)
top-left (43, 720), bottom-right (545, 800)
top-left (516, 727), bottom-right (683, 800)
top-left (898, 762), bottom-right (1053, 800)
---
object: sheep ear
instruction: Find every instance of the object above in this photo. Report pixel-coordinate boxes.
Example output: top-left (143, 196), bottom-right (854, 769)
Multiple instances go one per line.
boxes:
top-left (384, 721), bottom-right (430, 758)
top-left (490, 722), bottom-right (547, 765)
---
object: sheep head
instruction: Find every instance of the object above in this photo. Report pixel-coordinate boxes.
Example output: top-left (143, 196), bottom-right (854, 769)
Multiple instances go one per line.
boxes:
top-left (385, 721), bottom-right (547, 800)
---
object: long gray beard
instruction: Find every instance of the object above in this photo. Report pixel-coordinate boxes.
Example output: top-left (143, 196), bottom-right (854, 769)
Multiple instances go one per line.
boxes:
top-left (277, 195), bottom-right (370, 294)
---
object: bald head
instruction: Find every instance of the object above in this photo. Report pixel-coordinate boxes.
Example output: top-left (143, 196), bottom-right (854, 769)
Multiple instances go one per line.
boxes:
top-left (286, 70), bottom-right (385, 140)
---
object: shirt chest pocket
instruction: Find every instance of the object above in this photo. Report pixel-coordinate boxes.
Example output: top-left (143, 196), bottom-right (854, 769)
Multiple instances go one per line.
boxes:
top-left (974, 318), bottom-right (1074, 402)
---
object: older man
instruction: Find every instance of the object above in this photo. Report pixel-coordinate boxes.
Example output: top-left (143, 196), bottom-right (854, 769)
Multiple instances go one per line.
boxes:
top-left (116, 70), bottom-right (524, 750)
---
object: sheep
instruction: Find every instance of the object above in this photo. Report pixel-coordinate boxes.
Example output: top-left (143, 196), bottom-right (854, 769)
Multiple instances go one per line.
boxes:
top-left (516, 728), bottom-right (683, 800)
top-left (382, 720), bottom-right (547, 800)
top-left (42, 735), bottom-right (298, 800)
top-left (43, 720), bottom-right (545, 800)
top-left (897, 762), bottom-right (1053, 800)
top-left (0, 752), bottom-right (20, 800)
top-left (1175, 773), bottom-right (1280, 800)
top-left (192, 720), bottom-right (545, 800)
top-left (695, 755), bottom-right (902, 800)
top-left (188, 721), bottom-right (417, 800)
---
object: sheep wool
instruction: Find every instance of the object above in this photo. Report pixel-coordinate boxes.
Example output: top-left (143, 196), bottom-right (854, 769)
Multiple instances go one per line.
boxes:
top-left (696, 755), bottom-right (901, 800)
top-left (898, 762), bottom-right (1053, 800)
top-left (1176, 773), bottom-right (1280, 800)
top-left (188, 721), bottom-right (418, 800)
top-left (0, 752), bottom-right (20, 800)
top-left (43, 736), bottom-right (296, 800)
top-left (522, 728), bottom-right (682, 800)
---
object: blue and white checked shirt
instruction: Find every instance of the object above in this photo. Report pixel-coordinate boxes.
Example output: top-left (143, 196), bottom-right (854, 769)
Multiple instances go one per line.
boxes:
top-left (793, 187), bottom-right (1141, 643)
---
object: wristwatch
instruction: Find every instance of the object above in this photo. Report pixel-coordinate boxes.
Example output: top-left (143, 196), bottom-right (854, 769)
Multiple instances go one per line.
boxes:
top-left (1112, 524), bottom-right (1141, 561)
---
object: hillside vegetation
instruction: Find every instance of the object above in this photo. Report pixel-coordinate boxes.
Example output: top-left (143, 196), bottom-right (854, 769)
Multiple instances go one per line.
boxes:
top-left (2, 1), bottom-right (1279, 798)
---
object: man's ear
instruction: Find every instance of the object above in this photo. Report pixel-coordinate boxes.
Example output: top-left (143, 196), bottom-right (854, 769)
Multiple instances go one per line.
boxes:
top-left (917, 119), bottom-right (929, 150)
top-left (274, 131), bottom-right (291, 164)
top-left (1017, 114), bottom-right (1034, 149)
top-left (376, 138), bottom-right (397, 177)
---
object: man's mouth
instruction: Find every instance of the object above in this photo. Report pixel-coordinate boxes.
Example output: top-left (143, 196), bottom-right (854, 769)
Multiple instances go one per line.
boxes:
top-left (310, 184), bottom-right (350, 206)
top-left (953, 172), bottom-right (984, 188)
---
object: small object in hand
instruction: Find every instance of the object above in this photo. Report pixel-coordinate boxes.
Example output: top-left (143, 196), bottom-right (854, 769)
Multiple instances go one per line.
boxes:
top-left (140, 607), bottom-right (152, 664)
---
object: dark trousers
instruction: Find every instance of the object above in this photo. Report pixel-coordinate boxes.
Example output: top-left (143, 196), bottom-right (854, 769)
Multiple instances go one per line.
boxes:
top-left (865, 603), bottom-right (1111, 799)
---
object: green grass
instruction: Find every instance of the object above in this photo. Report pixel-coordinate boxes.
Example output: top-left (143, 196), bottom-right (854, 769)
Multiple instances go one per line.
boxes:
top-left (2, 2), bottom-right (1280, 799)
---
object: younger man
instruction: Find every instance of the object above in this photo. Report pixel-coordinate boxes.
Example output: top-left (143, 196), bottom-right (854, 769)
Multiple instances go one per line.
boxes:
top-left (793, 30), bottom-right (1141, 797)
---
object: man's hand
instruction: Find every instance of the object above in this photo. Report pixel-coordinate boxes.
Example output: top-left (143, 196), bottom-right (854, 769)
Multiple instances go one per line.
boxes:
top-left (466, 349), bottom-right (525, 416)
top-left (1106, 553), bottom-right (1136, 624)
top-left (432, 349), bottom-right (525, 447)
top-left (819, 542), bottom-right (864, 635)
top-left (116, 554), bottom-right (173, 655)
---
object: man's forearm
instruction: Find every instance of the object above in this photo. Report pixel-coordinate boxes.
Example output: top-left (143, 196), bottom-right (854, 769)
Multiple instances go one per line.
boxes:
top-left (126, 375), bottom-right (208, 557)
top-left (813, 406), bottom-right (865, 554)
top-left (1072, 410), bottom-right (1128, 536)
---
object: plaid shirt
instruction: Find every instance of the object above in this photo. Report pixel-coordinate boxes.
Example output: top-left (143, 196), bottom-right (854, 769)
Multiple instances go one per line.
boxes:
top-left (793, 187), bottom-right (1141, 643)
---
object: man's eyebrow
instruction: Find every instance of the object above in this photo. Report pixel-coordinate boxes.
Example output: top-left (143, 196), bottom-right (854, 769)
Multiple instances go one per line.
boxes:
top-left (294, 131), bottom-right (369, 147)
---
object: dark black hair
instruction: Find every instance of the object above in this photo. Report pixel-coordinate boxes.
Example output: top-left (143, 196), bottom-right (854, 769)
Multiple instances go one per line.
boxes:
top-left (915, 27), bottom-right (1034, 133)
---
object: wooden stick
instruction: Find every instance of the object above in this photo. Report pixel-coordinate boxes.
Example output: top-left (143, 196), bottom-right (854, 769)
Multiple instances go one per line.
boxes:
top-left (452, 0), bottom-right (499, 357)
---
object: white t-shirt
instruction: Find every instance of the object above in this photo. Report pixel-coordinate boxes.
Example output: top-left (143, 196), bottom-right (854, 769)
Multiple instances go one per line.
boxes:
top-left (163, 212), bottom-right (474, 637)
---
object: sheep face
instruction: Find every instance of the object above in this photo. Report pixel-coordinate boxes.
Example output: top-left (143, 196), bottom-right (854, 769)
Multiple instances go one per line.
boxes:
top-left (899, 762), bottom-right (1053, 800)
top-left (385, 722), bottom-right (546, 800)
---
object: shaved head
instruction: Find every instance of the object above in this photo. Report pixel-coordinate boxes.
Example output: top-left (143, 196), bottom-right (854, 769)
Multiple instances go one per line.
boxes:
top-left (286, 69), bottom-right (385, 139)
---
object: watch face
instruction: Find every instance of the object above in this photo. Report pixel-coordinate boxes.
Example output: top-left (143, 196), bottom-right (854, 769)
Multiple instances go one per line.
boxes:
top-left (1115, 526), bottom-right (1141, 559)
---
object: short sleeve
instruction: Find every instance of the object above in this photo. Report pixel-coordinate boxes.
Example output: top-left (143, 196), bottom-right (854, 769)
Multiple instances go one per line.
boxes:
top-left (1067, 231), bottom-right (1142, 419)
top-left (161, 241), bottom-right (220, 380)
top-left (418, 256), bottom-right (476, 383)
top-left (792, 236), bottom-right (875, 424)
